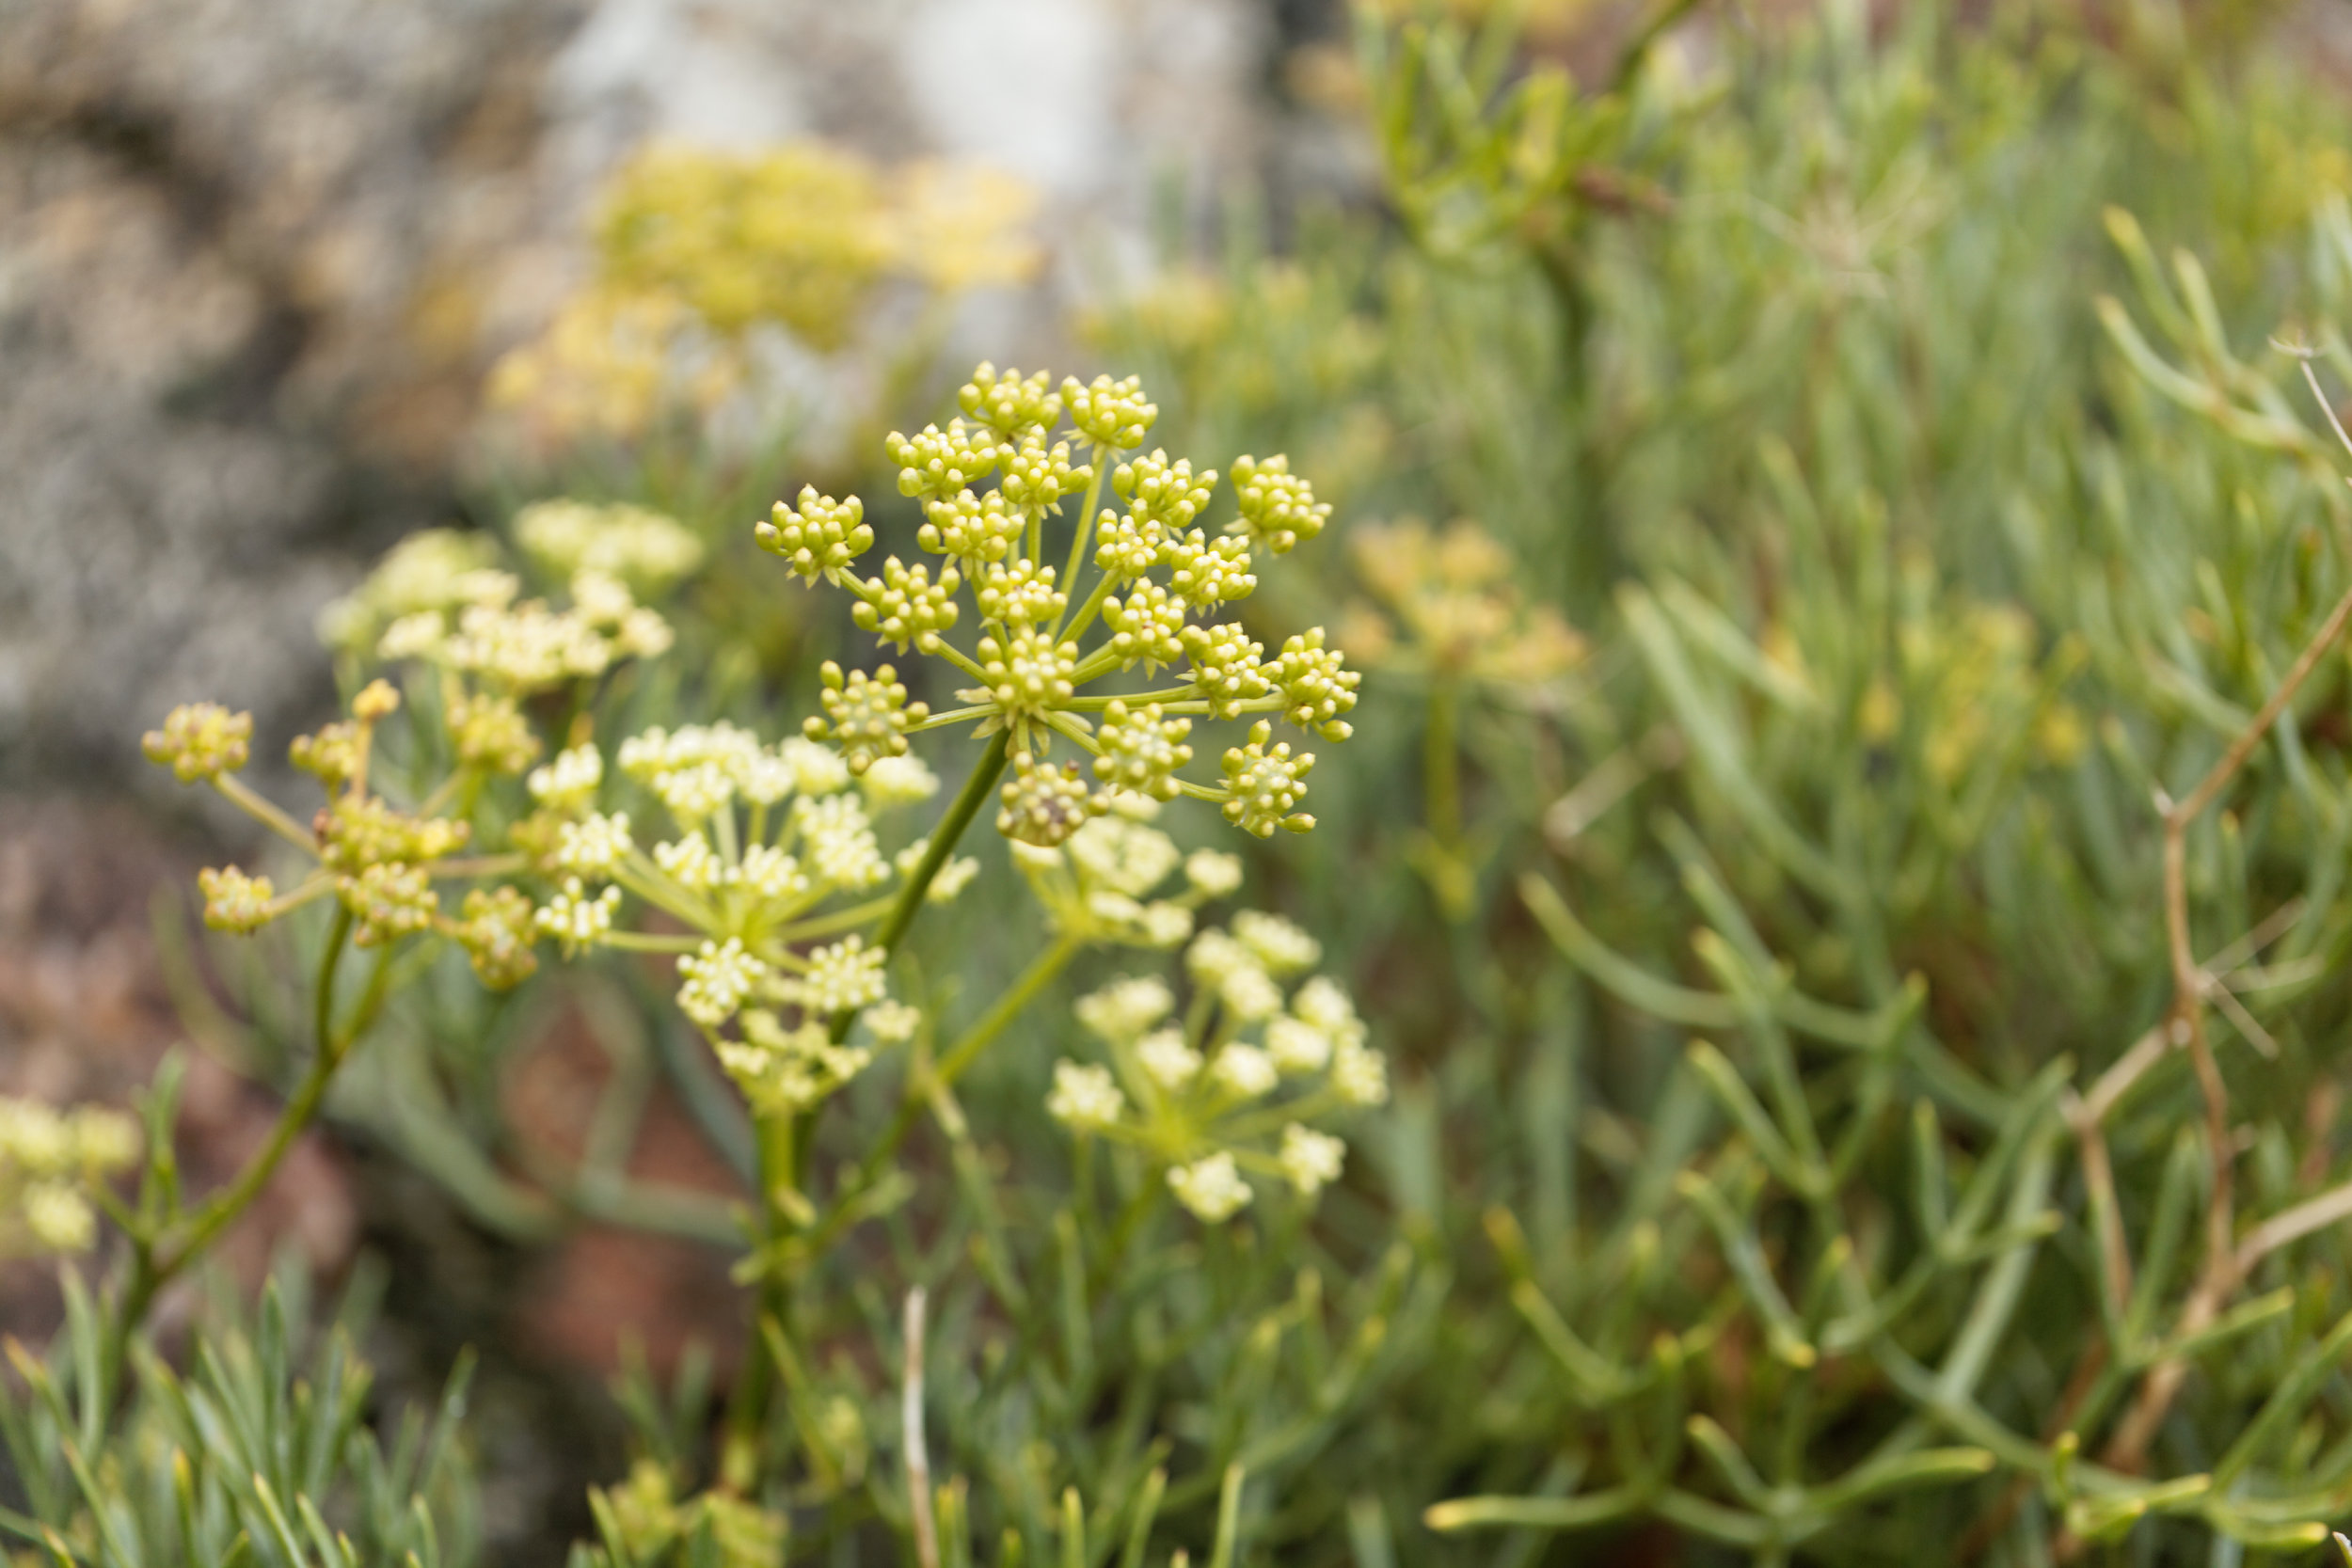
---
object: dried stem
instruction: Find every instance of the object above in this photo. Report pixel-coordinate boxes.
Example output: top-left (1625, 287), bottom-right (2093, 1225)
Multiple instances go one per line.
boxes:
top-left (2103, 363), bottom-right (2352, 1464)
top-left (904, 1286), bottom-right (940, 1568)
top-left (2233, 1178), bottom-right (2352, 1274)
top-left (2098, 397), bottom-right (2352, 1468)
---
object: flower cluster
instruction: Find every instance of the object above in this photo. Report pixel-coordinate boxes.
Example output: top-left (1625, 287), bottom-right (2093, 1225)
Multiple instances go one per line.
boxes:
top-left (315, 529), bottom-right (505, 657)
top-left (1045, 911), bottom-right (1385, 1224)
top-left (1342, 518), bottom-right (1587, 689)
top-left (1009, 799), bottom-right (1240, 949)
top-left (1860, 597), bottom-right (2087, 785)
top-left (516, 717), bottom-right (971, 1112)
top-left (484, 288), bottom-right (715, 450)
top-left (149, 679), bottom-right (527, 971)
top-left (0, 1097), bottom-right (141, 1259)
top-left (141, 702), bottom-right (252, 784)
top-left (370, 560), bottom-right (674, 696)
top-left (145, 366), bottom-right (1367, 1229)
top-left (514, 499), bottom-right (706, 594)
top-left (151, 513), bottom-right (691, 990)
top-left (761, 363), bottom-right (1362, 841)
top-left (318, 507), bottom-right (686, 700)
top-left (596, 141), bottom-right (898, 349)
top-left (487, 145), bottom-right (1041, 452)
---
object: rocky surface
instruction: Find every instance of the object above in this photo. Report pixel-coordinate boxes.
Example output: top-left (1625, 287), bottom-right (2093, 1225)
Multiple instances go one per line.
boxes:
top-left (0, 0), bottom-right (1334, 797)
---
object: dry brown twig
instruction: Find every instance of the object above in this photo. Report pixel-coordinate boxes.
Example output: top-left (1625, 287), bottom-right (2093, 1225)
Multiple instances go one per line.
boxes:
top-left (905, 1286), bottom-right (939, 1568)
top-left (2095, 355), bottom-right (2352, 1473)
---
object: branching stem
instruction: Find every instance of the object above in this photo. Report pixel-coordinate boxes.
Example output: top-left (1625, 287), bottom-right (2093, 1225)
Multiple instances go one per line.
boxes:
top-left (108, 905), bottom-right (381, 1393)
top-left (2099, 560), bottom-right (2352, 1472)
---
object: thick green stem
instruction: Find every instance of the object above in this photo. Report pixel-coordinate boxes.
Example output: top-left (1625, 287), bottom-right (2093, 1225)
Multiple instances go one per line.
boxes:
top-left (728, 731), bottom-right (1014, 1460)
top-left (1060, 570), bottom-right (1123, 645)
top-left (931, 934), bottom-right (1080, 1087)
top-left (803, 934), bottom-right (1081, 1266)
top-left (109, 905), bottom-right (367, 1391)
top-left (212, 774), bottom-right (322, 855)
top-left (859, 729), bottom-right (1014, 1006)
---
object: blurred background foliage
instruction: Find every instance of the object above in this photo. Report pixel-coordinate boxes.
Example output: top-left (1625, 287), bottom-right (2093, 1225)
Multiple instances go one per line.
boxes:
top-left (26, 0), bottom-right (2352, 1563)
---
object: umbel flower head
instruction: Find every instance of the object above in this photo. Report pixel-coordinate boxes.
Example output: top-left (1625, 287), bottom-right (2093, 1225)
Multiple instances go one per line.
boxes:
top-left (753, 362), bottom-right (1362, 842)
top-left (1044, 913), bottom-right (1385, 1223)
top-left (1010, 798), bottom-right (1225, 949)
top-left (514, 715), bottom-right (972, 1116)
top-left (147, 673), bottom-right (486, 959)
top-left (1343, 517), bottom-right (1587, 689)
top-left (142, 703), bottom-right (252, 783)
top-left (0, 1096), bottom-right (142, 1259)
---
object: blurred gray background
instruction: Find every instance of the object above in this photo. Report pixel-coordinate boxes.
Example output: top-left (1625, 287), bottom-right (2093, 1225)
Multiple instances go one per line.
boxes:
top-left (0, 0), bottom-right (1355, 794)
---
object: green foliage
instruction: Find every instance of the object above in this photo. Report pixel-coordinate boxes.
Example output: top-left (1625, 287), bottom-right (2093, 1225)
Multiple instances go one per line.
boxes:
top-left (1086, 0), bottom-right (2352, 1560)
top-left (36, 2), bottom-right (2352, 1565)
top-left (0, 1272), bottom-right (476, 1567)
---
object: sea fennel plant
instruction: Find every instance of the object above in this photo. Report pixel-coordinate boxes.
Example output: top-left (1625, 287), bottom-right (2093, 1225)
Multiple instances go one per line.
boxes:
top-left (6, 363), bottom-right (1383, 1566)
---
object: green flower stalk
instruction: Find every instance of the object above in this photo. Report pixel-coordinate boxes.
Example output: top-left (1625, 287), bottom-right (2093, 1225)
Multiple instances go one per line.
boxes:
top-left (762, 362), bottom-right (1362, 844)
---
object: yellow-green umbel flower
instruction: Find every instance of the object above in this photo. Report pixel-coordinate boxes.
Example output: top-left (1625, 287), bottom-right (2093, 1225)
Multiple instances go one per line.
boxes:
top-left (1344, 517), bottom-right (1589, 689)
top-left (1113, 450), bottom-right (1216, 527)
top-left (290, 720), bottom-right (365, 788)
top-left (959, 362), bottom-right (1061, 440)
top-left (1094, 510), bottom-right (1174, 581)
top-left (1221, 722), bottom-right (1316, 837)
top-left (998, 752), bottom-right (1104, 847)
top-left (596, 142), bottom-right (893, 349)
top-left (918, 486), bottom-right (1027, 565)
top-left (1227, 454), bottom-right (1329, 555)
top-left (1182, 623), bottom-right (1270, 719)
top-left (720, 1014), bottom-right (872, 1116)
top-left (755, 362), bottom-right (1360, 846)
top-left (317, 796), bottom-right (470, 875)
top-left (455, 886), bottom-right (541, 990)
top-left (1041, 931), bottom-right (1382, 1224)
top-left (341, 862), bottom-right (438, 947)
top-left (1161, 530), bottom-right (1256, 608)
top-left (450, 691), bottom-right (543, 775)
top-left (888, 420), bottom-right (1004, 499)
top-left (536, 878), bottom-right (621, 956)
top-left (774, 935), bottom-right (889, 1014)
top-left (757, 486), bottom-right (874, 585)
top-left (1094, 702), bottom-right (1193, 800)
top-left (198, 866), bottom-right (277, 934)
top-left (142, 703), bottom-right (253, 783)
top-left (975, 629), bottom-right (1080, 721)
top-left (515, 499), bottom-right (705, 594)
top-left (805, 661), bottom-right (928, 774)
top-left (1047, 1061), bottom-right (1127, 1132)
top-left (852, 557), bottom-right (961, 653)
top-left (997, 435), bottom-right (1091, 512)
top-left (1062, 372), bottom-right (1157, 449)
top-left (1268, 628), bottom-right (1359, 742)
top-left (1102, 581), bottom-right (1187, 671)
top-left (975, 558), bottom-right (1068, 626)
